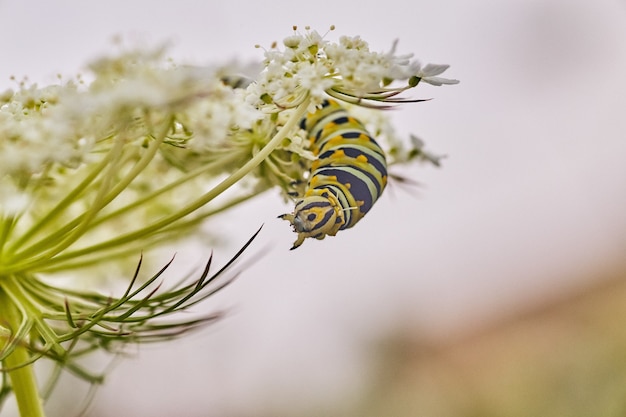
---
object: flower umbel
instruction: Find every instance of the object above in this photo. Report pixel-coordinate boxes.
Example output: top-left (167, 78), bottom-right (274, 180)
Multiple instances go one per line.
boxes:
top-left (0, 27), bottom-right (457, 416)
top-left (248, 26), bottom-right (459, 111)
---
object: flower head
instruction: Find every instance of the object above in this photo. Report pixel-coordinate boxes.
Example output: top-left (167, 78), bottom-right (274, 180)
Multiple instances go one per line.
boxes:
top-left (0, 28), bottom-right (458, 415)
top-left (246, 26), bottom-right (458, 111)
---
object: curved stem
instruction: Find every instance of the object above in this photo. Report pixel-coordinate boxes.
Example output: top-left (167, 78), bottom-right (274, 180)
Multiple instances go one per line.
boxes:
top-left (86, 152), bottom-right (243, 229)
top-left (6, 143), bottom-right (119, 256)
top-left (0, 287), bottom-right (46, 417)
top-left (5, 117), bottom-right (172, 274)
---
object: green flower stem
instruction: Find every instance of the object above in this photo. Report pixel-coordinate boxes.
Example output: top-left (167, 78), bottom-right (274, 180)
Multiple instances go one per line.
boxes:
top-left (37, 190), bottom-right (262, 273)
top-left (37, 134), bottom-right (130, 257)
top-left (86, 152), bottom-right (244, 229)
top-left (0, 287), bottom-right (46, 417)
top-left (1, 137), bottom-right (128, 269)
top-left (25, 98), bottom-right (312, 270)
top-left (6, 139), bottom-right (120, 256)
top-left (4, 117), bottom-right (172, 274)
top-left (160, 97), bottom-right (310, 218)
top-left (0, 215), bottom-right (17, 255)
top-left (2, 275), bottom-right (64, 356)
top-left (158, 191), bottom-right (261, 232)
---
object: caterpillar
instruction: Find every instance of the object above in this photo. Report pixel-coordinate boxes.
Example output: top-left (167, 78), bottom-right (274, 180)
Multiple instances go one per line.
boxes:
top-left (279, 99), bottom-right (388, 249)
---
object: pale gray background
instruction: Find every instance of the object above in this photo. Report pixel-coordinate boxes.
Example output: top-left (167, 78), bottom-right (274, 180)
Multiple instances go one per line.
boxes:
top-left (1, 0), bottom-right (625, 416)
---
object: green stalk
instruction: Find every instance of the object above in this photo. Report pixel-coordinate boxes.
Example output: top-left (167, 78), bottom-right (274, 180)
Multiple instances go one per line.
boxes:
top-left (6, 142), bottom-right (120, 256)
top-left (5, 117), bottom-right (171, 274)
top-left (0, 287), bottom-right (46, 417)
top-left (86, 152), bottom-right (243, 229)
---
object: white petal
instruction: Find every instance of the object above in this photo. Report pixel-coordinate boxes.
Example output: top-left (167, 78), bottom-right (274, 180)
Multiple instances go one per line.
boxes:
top-left (422, 76), bottom-right (460, 86)
top-left (420, 63), bottom-right (451, 77)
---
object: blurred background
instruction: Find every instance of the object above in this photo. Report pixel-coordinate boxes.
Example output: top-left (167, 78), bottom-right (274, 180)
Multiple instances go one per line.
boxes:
top-left (2, 0), bottom-right (626, 416)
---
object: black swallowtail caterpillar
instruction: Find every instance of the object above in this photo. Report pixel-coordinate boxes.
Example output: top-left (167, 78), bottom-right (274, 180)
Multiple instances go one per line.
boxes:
top-left (279, 99), bottom-right (387, 249)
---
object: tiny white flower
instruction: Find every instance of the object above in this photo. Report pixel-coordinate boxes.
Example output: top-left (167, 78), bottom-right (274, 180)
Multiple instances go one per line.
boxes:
top-left (414, 62), bottom-right (460, 86)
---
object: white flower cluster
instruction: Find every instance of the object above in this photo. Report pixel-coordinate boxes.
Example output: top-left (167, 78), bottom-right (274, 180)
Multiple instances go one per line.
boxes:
top-left (0, 49), bottom-right (264, 214)
top-left (0, 83), bottom-right (85, 213)
top-left (1, 85), bottom-right (74, 169)
top-left (246, 26), bottom-right (458, 111)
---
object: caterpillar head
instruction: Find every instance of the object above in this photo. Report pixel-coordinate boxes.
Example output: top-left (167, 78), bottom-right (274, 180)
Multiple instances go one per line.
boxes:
top-left (278, 192), bottom-right (345, 250)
